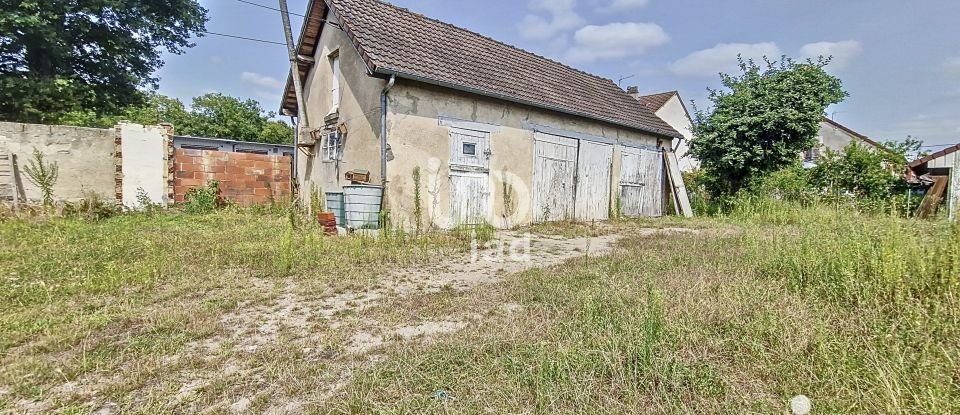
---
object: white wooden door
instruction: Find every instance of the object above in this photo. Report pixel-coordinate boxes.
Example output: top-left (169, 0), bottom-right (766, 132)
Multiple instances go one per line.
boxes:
top-left (450, 171), bottom-right (490, 225)
top-left (619, 148), bottom-right (663, 217)
top-left (575, 141), bottom-right (613, 221)
top-left (449, 128), bottom-right (490, 170)
top-left (449, 128), bottom-right (491, 225)
top-left (533, 132), bottom-right (578, 222)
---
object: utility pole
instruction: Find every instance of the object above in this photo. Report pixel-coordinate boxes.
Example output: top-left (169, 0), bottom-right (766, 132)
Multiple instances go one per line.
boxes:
top-left (279, 0), bottom-right (309, 190)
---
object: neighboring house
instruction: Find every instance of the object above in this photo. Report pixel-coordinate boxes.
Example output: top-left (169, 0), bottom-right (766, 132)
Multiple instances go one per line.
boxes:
top-left (907, 143), bottom-right (960, 220)
top-left (280, 0), bottom-right (681, 229)
top-left (908, 143), bottom-right (959, 178)
top-left (804, 117), bottom-right (888, 166)
top-left (631, 90), bottom-right (697, 172)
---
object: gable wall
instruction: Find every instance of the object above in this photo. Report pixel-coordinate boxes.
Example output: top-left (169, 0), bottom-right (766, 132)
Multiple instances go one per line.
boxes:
top-left (384, 81), bottom-right (663, 229)
top-left (654, 95), bottom-right (698, 171)
top-left (297, 13), bottom-right (386, 200)
top-left (819, 121), bottom-right (862, 153)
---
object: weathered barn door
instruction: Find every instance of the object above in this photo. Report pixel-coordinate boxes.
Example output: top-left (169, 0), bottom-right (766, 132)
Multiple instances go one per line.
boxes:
top-left (574, 140), bottom-right (613, 220)
top-left (619, 148), bottom-right (663, 217)
top-left (533, 132), bottom-right (578, 221)
top-left (449, 128), bottom-right (491, 225)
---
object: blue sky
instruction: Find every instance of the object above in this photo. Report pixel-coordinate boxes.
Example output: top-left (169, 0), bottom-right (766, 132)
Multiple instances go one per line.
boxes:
top-left (156, 0), bottom-right (960, 147)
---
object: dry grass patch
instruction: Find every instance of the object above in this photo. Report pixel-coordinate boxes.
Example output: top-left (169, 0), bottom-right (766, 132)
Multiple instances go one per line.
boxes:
top-left (0, 212), bottom-right (468, 412)
top-left (317, 213), bottom-right (960, 414)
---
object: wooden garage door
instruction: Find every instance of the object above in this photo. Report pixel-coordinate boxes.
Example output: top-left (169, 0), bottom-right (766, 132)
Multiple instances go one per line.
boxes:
top-left (574, 140), bottom-right (613, 221)
top-left (533, 132), bottom-right (578, 222)
top-left (619, 147), bottom-right (663, 217)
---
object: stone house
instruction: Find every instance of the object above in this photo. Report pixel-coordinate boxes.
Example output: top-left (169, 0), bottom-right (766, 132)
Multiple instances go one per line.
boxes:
top-left (280, 0), bottom-right (681, 229)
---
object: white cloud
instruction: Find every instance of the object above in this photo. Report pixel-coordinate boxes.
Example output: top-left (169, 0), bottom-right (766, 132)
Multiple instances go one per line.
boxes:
top-left (240, 72), bottom-right (283, 89)
top-left (601, 0), bottom-right (650, 12)
top-left (517, 0), bottom-right (585, 41)
top-left (800, 40), bottom-right (863, 69)
top-left (669, 42), bottom-right (782, 77)
top-left (943, 56), bottom-right (960, 75)
top-left (564, 22), bottom-right (669, 62)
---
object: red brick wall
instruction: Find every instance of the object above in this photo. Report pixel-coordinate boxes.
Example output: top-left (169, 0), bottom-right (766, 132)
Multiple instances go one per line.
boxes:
top-left (174, 148), bottom-right (292, 207)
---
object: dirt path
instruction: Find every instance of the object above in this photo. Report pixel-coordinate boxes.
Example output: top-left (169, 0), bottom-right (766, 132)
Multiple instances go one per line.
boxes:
top-left (8, 228), bottom-right (695, 414)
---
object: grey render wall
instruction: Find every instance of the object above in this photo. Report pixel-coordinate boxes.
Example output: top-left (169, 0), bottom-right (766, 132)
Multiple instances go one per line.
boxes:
top-left (0, 122), bottom-right (115, 201)
top-left (819, 121), bottom-right (859, 152)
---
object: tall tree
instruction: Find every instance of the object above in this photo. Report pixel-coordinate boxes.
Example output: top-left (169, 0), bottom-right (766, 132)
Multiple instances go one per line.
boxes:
top-left (187, 93), bottom-right (293, 144)
top-left (691, 57), bottom-right (847, 197)
top-left (60, 93), bottom-right (294, 144)
top-left (0, 0), bottom-right (208, 123)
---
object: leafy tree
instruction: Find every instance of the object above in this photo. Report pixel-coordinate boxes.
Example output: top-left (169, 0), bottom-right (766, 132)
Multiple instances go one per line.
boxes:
top-left (259, 119), bottom-right (296, 145)
top-left (186, 93), bottom-right (293, 144)
top-left (810, 142), bottom-right (911, 202)
top-left (691, 56), bottom-right (848, 197)
top-left (0, 0), bottom-right (208, 123)
top-left (59, 93), bottom-right (293, 144)
top-left (59, 93), bottom-right (193, 129)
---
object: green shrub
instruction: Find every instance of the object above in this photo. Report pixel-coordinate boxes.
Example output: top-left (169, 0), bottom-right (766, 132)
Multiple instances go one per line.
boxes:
top-left (184, 181), bottom-right (222, 214)
top-left (62, 192), bottom-right (121, 221)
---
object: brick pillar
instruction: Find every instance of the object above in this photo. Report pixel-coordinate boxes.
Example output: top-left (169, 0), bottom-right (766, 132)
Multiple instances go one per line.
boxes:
top-left (160, 123), bottom-right (176, 206)
top-left (113, 125), bottom-right (123, 204)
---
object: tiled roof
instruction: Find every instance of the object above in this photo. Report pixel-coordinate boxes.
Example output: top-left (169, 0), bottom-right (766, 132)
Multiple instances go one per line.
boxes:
top-left (282, 0), bottom-right (681, 138)
top-left (636, 91), bottom-right (678, 112)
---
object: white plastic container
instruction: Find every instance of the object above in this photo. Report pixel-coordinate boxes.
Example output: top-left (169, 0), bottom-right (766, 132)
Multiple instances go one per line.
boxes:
top-left (343, 185), bottom-right (383, 229)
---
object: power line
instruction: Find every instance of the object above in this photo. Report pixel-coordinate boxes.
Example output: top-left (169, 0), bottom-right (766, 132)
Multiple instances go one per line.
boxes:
top-left (234, 0), bottom-right (304, 17)
top-left (231, 0), bottom-right (342, 29)
top-left (200, 30), bottom-right (286, 46)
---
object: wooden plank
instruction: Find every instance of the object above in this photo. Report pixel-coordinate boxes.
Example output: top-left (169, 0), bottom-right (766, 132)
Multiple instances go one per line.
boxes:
top-left (950, 156), bottom-right (960, 222)
top-left (574, 140), bottom-right (612, 221)
top-left (639, 148), bottom-right (664, 217)
top-left (917, 176), bottom-right (948, 219)
top-left (533, 133), bottom-right (577, 221)
top-left (663, 151), bottom-right (694, 217)
top-left (450, 171), bottom-right (489, 226)
top-left (0, 151), bottom-right (11, 201)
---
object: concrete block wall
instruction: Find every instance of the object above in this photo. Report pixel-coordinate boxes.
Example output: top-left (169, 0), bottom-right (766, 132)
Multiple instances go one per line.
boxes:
top-left (174, 148), bottom-right (292, 206)
top-left (0, 122), bottom-right (116, 201)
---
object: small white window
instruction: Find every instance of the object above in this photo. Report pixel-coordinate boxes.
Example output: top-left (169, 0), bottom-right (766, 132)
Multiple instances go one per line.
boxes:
top-left (321, 131), bottom-right (343, 161)
top-left (462, 142), bottom-right (476, 156)
top-left (330, 51), bottom-right (341, 113)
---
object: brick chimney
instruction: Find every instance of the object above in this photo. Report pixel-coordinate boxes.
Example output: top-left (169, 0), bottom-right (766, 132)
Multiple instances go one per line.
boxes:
top-left (626, 86), bottom-right (639, 94)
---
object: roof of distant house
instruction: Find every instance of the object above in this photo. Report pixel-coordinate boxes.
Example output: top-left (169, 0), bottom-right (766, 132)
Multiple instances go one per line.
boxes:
top-left (820, 117), bottom-right (887, 150)
top-left (280, 0), bottom-right (681, 138)
top-left (636, 91), bottom-right (679, 112)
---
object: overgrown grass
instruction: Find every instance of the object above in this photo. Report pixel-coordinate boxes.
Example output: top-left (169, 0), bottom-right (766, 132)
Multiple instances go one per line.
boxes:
top-left (3, 202), bottom-right (958, 413)
top-left (320, 204), bottom-right (960, 413)
top-left (0, 211), bottom-right (469, 405)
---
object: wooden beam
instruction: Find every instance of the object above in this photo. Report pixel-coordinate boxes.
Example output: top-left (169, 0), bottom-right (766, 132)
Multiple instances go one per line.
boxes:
top-left (663, 150), bottom-right (693, 217)
top-left (917, 176), bottom-right (948, 219)
top-left (950, 155), bottom-right (960, 222)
